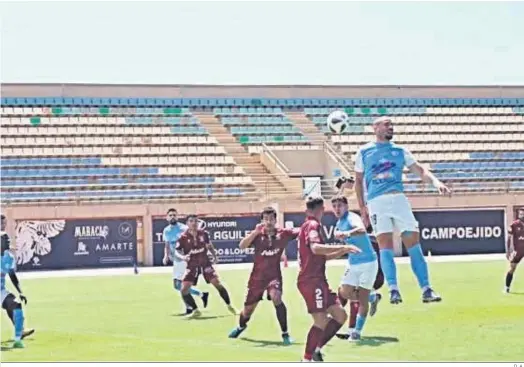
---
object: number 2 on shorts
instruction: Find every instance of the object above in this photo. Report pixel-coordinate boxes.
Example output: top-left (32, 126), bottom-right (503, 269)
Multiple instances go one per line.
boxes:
top-left (315, 288), bottom-right (323, 309)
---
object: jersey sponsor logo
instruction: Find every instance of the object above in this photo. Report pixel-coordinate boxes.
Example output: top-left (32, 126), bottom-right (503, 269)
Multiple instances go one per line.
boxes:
top-left (188, 247), bottom-right (206, 255)
top-left (421, 226), bottom-right (502, 240)
top-left (260, 248), bottom-right (281, 257)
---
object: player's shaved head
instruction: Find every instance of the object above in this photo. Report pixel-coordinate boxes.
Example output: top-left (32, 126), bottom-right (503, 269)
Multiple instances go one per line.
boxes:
top-left (306, 195), bottom-right (325, 220)
top-left (373, 116), bottom-right (394, 142)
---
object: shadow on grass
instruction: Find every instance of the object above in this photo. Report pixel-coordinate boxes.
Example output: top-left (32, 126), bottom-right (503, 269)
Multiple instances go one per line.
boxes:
top-left (240, 337), bottom-right (303, 347)
top-left (356, 335), bottom-right (399, 347)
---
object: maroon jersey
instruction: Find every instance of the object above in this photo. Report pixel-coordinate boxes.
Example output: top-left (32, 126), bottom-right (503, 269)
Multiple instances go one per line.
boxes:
top-left (297, 216), bottom-right (327, 283)
top-left (249, 228), bottom-right (297, 282)
top-left (177, 229), bottom-right (211, 268)
top-left (509, 220), bottom-right (524, 253)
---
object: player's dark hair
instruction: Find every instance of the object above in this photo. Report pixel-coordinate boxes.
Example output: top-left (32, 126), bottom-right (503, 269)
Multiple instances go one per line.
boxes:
top-left (0, 214), bottom-right (5, 220)
top-left (167, 208), bottom-right (177, 215)
top-left (186, 214), bottom-right (198, 221)
top-left (330, 195), bottom-right (348, 205)
top-left (306, 196), bottom-right (324, 211)
top-left (260, 207), bottom-right (277, 220)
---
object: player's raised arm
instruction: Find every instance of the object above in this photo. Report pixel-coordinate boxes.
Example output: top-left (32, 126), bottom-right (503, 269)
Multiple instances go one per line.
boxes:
top-left (309, 225), bottom-right (361, 256)
top-left (239, 224), bottom-right (263, 249)
top-left (405, 148), bottom-right (451, 195)
top-left (324, 248), bottom-right (348, 261)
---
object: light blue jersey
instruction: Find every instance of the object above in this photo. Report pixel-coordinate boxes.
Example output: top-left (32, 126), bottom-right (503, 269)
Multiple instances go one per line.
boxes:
top-left (163, 223), bottom-right (188, 262)
top-left (1, 250), bottom-right (16, 293)
top-left (354, 141), bottom-right (416, 202)
top-left (336, 211), bottom-right (377, 265)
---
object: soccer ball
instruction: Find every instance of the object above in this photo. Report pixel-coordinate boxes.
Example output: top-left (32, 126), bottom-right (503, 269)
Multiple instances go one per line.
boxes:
top-left (327, 110), bottom-right (349, 134)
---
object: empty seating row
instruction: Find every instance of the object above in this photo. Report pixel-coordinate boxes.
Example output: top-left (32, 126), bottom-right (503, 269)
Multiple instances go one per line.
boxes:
top-left (220, 116), bottom-right (290, 125)
top-left (1, 175), bottom-right (253, 187)
top-left (404, 181), bottom-right (521, 193)
top-left (0, 155), bottom-right (236, 167)
top-left (2, 136), bottom-right (217, 146)
top-left (246, 144), bottom-right (321, 154)
top-left (407, 171), bottom-right (524, 180)
top-left (0, 188), bottom-right (247, 201)
top-left (306, 107), bottom-right (426, 115)
top-left (2, 107), bottom-right (191, 116)
top-left (322, 124), bottom-right (524, 134)
top-left (1, 165), bottom-right (244, 177)
top-left (4, 97), bottom-right (523, 107)
top-left (2, 117), bottom-right (201, 125)
top-left (230, 126), bottom-right (301, 135)
top-left (2, 126), bottom-right (203, 136)
top-left (238, 135), bottom-right (309, 144)
top-left (214, 107), bottom-right (283, 115)
top-left (431, 161), bottom-right (524, 170)
top-left (332, 133), bottom-right (524, 143)
top-left (1, 176), bottom-right (217, 187)
top-left (340, 142), bottom-right (523, 153)
top-left (469, 152), bottom-right (524, 159)
top-left (394, 115), bottom-right (524, 123)
top-left (1, 145), bottom-right (227, 157)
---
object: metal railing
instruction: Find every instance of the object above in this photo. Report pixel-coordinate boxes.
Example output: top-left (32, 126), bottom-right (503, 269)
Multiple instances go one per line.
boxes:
top-left (323, 141), bottom-right (353, 177)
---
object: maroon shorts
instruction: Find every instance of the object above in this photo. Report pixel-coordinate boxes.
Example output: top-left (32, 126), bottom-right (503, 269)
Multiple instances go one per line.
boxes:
top-left (510, 251), bottom-right (524, 264)
top-left (183, 264), bottom-right (218, 285)
top-left (245, 278), bottom-right (283, 306)
top-left (297, 279), bottom-right (338, 314)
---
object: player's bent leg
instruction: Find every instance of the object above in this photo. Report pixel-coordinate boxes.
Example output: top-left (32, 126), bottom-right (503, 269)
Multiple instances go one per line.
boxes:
top-left (269, 288), bottom-right (292, 345)
top-left (377, 233), bottom-right (402, 304)
top-left (504, 261), bottom-right (518, 293)
top-left (335, 284), bottom-right (356, 339)
top-left (210, 277), bottom-right (238, 315)
top-left (2, 295), bottom-right (34, 341)
top-left (175, 278), bottom-right (210, 308)
top-left (229, 303), bottom-right (258, 338)
top-left (314, 304), bottom-right (346, 357)
top-left (2, 294), bottom-right (26, 348)
top-left (181, 280), bottom-right (201, 318)
top-left (174, 279), bottom-right (193, 314)
top-left (302, 312), bottom-right (327, 362)
top-left (402, 231), bottom-right (441, 303)
top-left (351, 288), bottom-right (371, 341)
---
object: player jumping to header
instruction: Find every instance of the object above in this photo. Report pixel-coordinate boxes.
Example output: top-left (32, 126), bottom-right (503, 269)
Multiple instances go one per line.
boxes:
top-left (1, 214), bottom-right (35, 349)
top-left (354, 116), bottom-right (450, 304)
top-left (297, 196), bottom-right (361, 362)
top-left (331, 196), bottom-right (380, 341)
top-left (504, 208), bottom-right (524, 293)
top-left (162, 208), bottom-right (209, 315)
top-left (176, 214), bottom-right (238, 318)
top-left (229, 207), bottom-right (299, 345)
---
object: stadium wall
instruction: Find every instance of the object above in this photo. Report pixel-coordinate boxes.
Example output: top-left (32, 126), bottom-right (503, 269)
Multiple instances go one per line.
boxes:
top-left (3, 83), bottom-right (524, 99)
top-left (3, 193), bottom-right (523, 267)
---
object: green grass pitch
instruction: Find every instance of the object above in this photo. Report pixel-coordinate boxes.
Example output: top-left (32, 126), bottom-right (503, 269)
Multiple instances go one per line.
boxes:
top-left (1, 260), bottom-right (523, 362)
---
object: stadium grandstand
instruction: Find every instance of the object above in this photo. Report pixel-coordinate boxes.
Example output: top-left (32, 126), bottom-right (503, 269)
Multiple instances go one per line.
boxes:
top-left (1, 83), bottom-right (523, 205)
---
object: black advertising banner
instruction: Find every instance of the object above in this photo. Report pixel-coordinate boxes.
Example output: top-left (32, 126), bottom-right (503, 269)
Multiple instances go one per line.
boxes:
top-left (404, 209), bottom-right (506, 256)
top-left (283, 212), bottom-right (339, 260)
top-left (152, 215), bottom-right (261, 265)
top-left (15, 218), bottom-right (137, 270)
